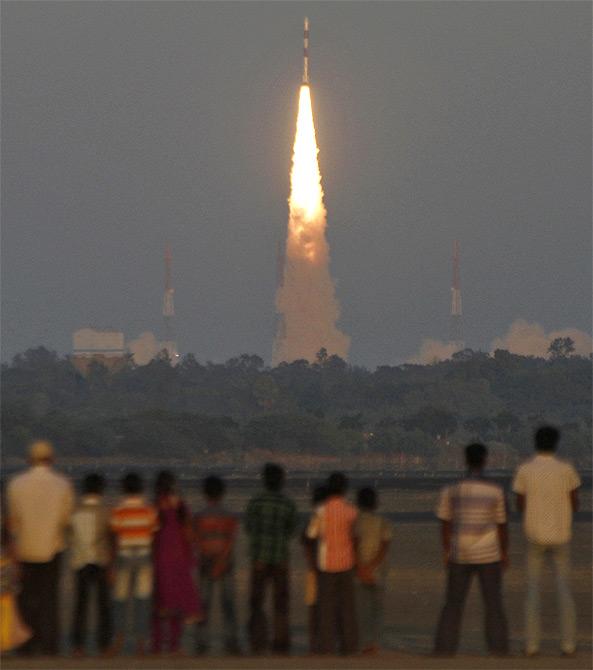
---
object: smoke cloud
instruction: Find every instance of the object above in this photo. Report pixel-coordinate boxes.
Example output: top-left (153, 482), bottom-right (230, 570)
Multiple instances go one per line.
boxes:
top-left (409, 319), bottom-right (593, 364)
top-left (127, 331), bottom-right (161, 366)
top-left (273, 85), bottom-right (349, 365)
top-left (490, 319), bottom-right (593, 358)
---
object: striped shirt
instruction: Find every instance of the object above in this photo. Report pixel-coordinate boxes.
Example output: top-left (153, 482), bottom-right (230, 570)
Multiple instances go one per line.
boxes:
top-left (512, 454), bottom-right (581, 545)
top-left (307, 496), bottom-right (358, 573)
top-left (110, 496), bottom-right (158, 557)
top-left (436, 478), bottom-right (506, 564)
top-left (195, 504), bottom-right (238, 565)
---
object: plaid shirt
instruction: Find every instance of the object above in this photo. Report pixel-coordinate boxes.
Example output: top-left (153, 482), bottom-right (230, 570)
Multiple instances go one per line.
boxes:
top-left (245, 491), bottom-right (297, 565)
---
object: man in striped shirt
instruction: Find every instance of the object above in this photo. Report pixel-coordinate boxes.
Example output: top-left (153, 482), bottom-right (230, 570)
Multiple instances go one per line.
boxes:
top-left (433, 443), bottom-right (509, 656)
top-left (109, 473), bottom-right (159, 655)
top-left (307, 472), bottom-right (359, 655)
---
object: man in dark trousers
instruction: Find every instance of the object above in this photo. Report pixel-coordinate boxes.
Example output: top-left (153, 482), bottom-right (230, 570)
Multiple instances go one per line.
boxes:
top-left (245, 463), bottom-right (297, 655)
top-left (433, 443), bottom-right (509, 656)
top-left (7, 440), bottom-right (74, 655)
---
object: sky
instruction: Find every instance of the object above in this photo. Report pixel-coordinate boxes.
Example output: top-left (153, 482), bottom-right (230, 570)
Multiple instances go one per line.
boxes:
top-left (2, 1), bottom-right (591, 368)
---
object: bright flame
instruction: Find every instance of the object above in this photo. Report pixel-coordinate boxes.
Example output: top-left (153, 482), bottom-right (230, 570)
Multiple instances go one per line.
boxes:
top-left (273, 84), bottom-right (350, 365)
top-left (290, 85), bottom-right (325, 225)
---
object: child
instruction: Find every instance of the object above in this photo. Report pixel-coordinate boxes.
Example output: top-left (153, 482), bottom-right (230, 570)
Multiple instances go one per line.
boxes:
top-left (109, 473), bottom-right (158, 656)
top-left (152, 471), bottom-right (202, 655)
top-left (194, 476), bottom-right (240, 655)
top-left (70, 473), bottom-right (112, 656)
top-left (306, 472), bottom-right (358, 655)
top-left (354, 487), bottom-right (393, 654)
top-left (0, 521), bottom-right (31, 654)
top-left (301, 485), bottom-right (328, 654)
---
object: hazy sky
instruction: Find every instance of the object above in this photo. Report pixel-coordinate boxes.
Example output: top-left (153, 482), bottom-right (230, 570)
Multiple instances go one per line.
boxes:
top-left (2, 1), bottom-right (591, 368)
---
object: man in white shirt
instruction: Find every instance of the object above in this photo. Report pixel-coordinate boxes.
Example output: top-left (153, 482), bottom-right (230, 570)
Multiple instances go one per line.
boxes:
top-left (7, 440), bottom-right (74, 655)
top-left (512, 425), bottom-right (581, 657)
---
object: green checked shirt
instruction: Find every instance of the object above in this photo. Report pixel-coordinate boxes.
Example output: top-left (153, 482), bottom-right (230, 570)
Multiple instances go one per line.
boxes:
top-left (244, 491), bottom-right (298, 565)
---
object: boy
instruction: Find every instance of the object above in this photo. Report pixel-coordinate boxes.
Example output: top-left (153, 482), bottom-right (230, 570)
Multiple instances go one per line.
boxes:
top-left (306, 472), bottom-right (358, 655)
top-left (70, 473), bottom-right (112, 656)
top-left (245, 463), bottom-right (297, 655)
top-left (433, 443), bottom-right (509, 656)
top-left (354, 487), bottom-right (393, 654)
top-left (194, 476), bottom-right (240, 655)
top-left (109, 473), bottom-right (158, 656)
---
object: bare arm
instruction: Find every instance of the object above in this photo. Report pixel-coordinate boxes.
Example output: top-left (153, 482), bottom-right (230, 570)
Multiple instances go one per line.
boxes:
top-left (570, 489), bottom-right (579, 513)
top-left (515, 493), bottom-right (525, 514)
top-left (441, 520), bottom-right (452, 566)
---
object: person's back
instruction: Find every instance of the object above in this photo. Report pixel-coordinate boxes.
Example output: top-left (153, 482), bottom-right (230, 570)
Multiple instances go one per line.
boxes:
top-left (6, 440), bottom-right (73, 656)
top-left (307, 472), bottom-right (358, 655)
top-left (195, 475), bottom-right (240, 655)
top-left (512, 426), bottom-right (580, 657)
top-left (8, 457), bottom-right (73, 563)
top-left (69, 474), bottom-right (112, 655)
top-left (513, 452), bottom-right (580, 546)
top-left (245, 463), bottom-right (297, 654)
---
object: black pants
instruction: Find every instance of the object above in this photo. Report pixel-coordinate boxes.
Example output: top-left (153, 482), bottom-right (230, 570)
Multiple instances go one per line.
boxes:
top-left (71, 564), bottom-right (112, 652)
top-left (317, 570), bottom-right (358, 655)
top-left (434, 561), bottom-right (509, 655)
top-left (248, 562), bottom-right (290, 654)
top-left (18, 553), bottom-right (62, 656)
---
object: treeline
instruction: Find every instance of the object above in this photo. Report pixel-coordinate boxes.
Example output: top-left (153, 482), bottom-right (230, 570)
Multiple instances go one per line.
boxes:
top-left (1, 346), bottom-right (591, 467)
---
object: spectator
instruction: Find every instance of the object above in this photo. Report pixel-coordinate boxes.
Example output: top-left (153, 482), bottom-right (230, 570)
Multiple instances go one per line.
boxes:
top-left (433, 443), bottom-right (509, 656)
top-left (306, 472), bottom-right (358, 655)
top-left (245, 463), bottom-right (297, 655)
top-left (109, 473), bottom-right (158, 656)
top-left (354, 487), bottom-right (393, 654)
top-left (194, 475), bottom-right (240, 655)
top-left (7, 440), bottom-right (74, 655)
top-left (70, 473), bottom-right (112, 656)
top-left (0, 520), bottom-right (32, 653)
top-left (512, 426), bottom-right (581, 657)
top-left (152, 471), bottom-right (202, 655)
top-left (301, 485), bottom-right (328, 654)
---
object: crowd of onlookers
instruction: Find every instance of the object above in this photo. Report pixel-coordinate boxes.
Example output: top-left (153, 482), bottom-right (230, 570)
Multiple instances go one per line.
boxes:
top-left (0, 425), bottom-right (582, 658)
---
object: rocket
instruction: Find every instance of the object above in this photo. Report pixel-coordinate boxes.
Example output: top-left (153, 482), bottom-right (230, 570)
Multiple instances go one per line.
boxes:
top-left (303, 17), bottom-right (309, 84)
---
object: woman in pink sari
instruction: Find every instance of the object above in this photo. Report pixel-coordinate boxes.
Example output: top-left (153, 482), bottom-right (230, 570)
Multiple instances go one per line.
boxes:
top-left (152, 471), bottom-right (202, 654)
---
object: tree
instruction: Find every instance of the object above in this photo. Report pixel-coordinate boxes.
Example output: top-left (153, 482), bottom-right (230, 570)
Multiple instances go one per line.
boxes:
top-left (548, 337), bottom-right (575, 359)
top-left (401, 406), bottom-right (458, 438)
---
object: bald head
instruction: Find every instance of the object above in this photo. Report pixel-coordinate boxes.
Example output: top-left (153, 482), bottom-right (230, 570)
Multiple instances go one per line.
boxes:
top-left (28, 440), bottom-right (55, 465)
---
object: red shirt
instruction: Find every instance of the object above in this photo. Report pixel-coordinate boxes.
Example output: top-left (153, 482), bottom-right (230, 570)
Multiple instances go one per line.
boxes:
top-left (307, 496), bottom-right (358, 572)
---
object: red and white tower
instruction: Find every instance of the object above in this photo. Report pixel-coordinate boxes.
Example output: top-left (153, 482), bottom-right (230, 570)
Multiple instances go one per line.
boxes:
top-left (450, 240), bottom-right (464, 347)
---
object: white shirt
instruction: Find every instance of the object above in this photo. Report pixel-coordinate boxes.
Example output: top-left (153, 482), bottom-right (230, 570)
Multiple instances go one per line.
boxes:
top-left (436, 478), bottom-right (506, 564)
top-left (512, 454), bottom-right (581, 545)
top-left (69, 496), bottom-right (111, 569)
top-left (7, 465), bottom-right (75, 562)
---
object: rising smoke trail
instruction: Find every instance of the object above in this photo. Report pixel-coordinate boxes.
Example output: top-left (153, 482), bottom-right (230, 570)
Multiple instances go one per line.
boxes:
top-left (272, 83), bottom-right (350, 365)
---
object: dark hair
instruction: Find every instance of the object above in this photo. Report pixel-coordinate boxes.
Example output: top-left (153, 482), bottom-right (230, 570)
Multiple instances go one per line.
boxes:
top-left (535, 425), bottom-right (560, 453)
top-left (203, 475), bottom-right (225, 500)
top-left (357, 487), bottom-right (377, 511)
top-left (121, 472), bottom-right (144, 495)
top-left (327, 472), bottom-right (348, 496)
top-left (263, 463), bottom-right (285, 492)
top-left (312, 485), bottom-right (328, 506)
top-left (82, 473), bottom-right (106, 495)
top-left (155, 470), bottom-right (176, 498)
top-left (465, 443), bottom-right (488, 469)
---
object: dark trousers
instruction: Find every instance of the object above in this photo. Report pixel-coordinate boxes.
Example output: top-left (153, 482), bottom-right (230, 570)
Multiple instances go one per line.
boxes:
top-left (434, 561), bottom-right (509, 655)
top-left (317, 569), bottom-right (358, 655)
top-left (248, 562), bottom-right (290, 654)
top-left (71, 564), bottom-right (112, 652)
top-left (18, 553), bottom-right (62, 656)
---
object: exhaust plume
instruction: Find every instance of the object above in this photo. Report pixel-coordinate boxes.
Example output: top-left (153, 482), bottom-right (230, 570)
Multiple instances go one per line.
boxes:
top-left (409, 319), bottom-right (593, 364)
top-left (273, 84), bottom-right (350, 365)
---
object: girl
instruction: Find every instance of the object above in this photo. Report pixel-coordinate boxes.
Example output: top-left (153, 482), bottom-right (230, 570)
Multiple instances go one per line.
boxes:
top-left (152, 471), bottom-right (202, 654)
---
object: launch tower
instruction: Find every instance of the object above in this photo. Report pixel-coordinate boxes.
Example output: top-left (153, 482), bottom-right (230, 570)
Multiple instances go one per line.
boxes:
top-left (449, 240), bottom-right (464, 348)
top-left (162, 245), bottom-right (179, 361)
